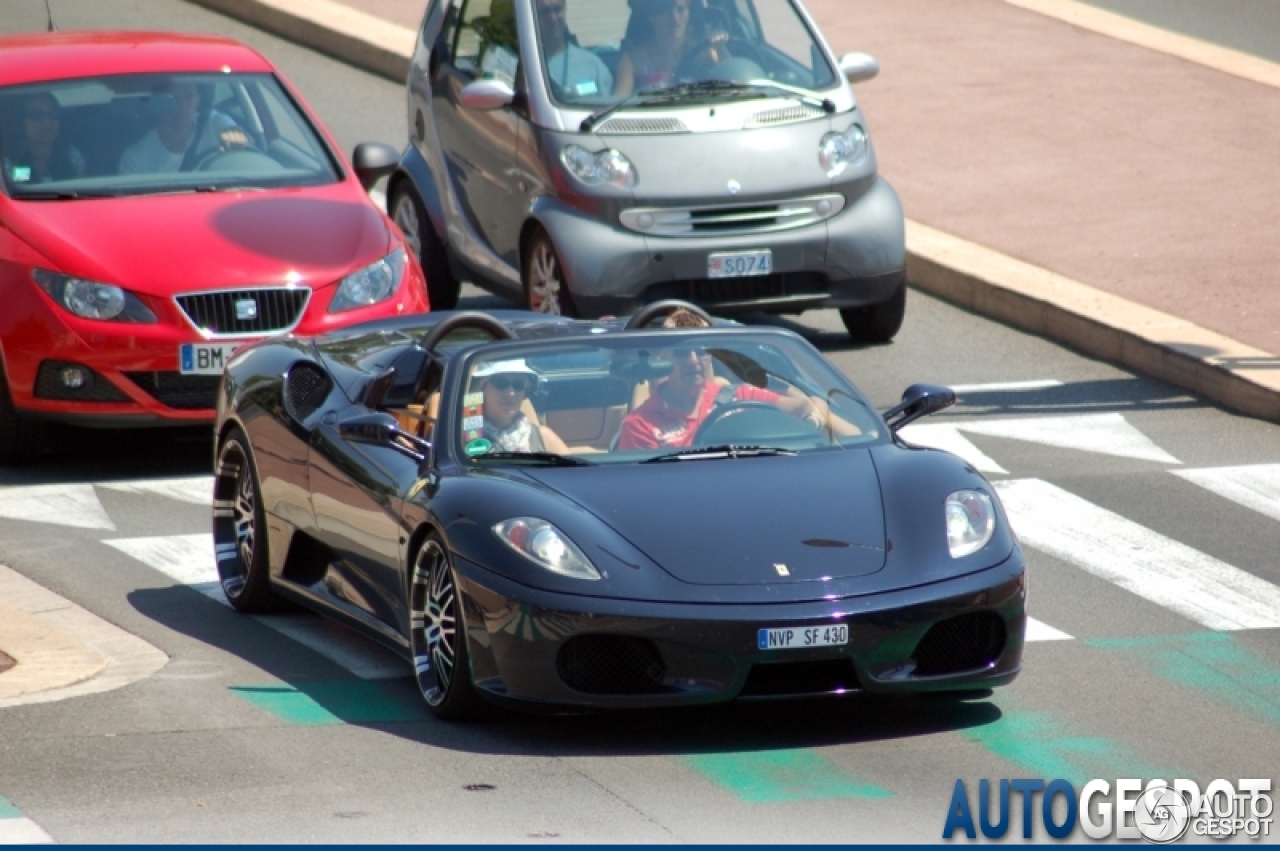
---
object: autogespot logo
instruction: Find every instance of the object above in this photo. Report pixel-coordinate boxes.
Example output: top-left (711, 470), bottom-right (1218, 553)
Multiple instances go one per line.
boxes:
top-left (942, 778), bottom-right (1273, 842)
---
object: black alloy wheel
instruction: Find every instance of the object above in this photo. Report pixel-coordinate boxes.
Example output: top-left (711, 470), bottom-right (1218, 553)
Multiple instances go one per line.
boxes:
top-left (0, 363), bottom-right (43, 466)
top-left (390, 181), bottom-right (461, 310)
top-left (840, 284), bottom-right (906, 343)
top-left (409, 533), bottom-right (483, 720)
top-left (522, 228), bottom-right (576, 317)
top-left (212, 428), bottom-right (284, 613)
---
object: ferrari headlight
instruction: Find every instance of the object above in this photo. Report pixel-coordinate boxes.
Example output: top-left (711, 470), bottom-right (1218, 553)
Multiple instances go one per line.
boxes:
top-left (493, 517), bottom-right (601, 580)
top-left (945, 490), bottom-right (995, 558)
top-left (31, 268), bottom-right (156, 323)
top-left (560, 145), bottom-right (637, 190)
top-left (818, 123), bottom-right (868, 177)
top-left (329, 247), bottom-right (406, 313)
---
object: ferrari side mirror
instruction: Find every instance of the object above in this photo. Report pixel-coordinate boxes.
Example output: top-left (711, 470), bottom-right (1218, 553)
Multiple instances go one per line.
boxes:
top-left (883, 383), bottom-right (955, 432)
top-left (339, 412), bottom-right (431, 461)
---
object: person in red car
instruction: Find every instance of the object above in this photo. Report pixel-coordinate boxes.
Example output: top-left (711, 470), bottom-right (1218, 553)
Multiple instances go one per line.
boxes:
top-left (118, 80), bottom-right (245, 174)
top-left (3, 92), bottom-right (85, 183)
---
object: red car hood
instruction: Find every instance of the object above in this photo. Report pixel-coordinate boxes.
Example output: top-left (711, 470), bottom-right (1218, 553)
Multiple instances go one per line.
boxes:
top-left (5, 182), bottom-right (393, 294)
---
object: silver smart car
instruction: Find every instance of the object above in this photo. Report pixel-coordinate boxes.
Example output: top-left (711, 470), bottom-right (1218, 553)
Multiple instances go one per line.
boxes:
top-left (390, 0), bottom-right (906, 341)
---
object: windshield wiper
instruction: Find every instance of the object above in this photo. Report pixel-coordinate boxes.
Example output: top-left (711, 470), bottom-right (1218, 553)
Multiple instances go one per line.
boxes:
top-left (580, 80), bottom-right (779, 132)
top-left (641, 444), bottom-right (797, 463)
top-left (743, 78), bottom-right (836, 113)
top-left (15, 190), bottom-right (86, 200)
top-left (477, 451), bottom-right (594, 466)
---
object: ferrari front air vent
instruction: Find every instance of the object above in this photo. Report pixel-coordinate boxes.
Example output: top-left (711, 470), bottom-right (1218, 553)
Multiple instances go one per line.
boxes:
top-left (739, 658), bottom-right (860, 698)
top-left (175, 286), bottom-right (311, 338)
top-left (744, 103), bottom-right (826, 128)
top-left (284, 361), bottom-right (331, 422)
top-left (619, 193), bottom-right (845, 237)
top-left (911, 612), bottom-right (1007, 677)
top-left (594, 117), bottom-right (689, 134)
top-left (557, 635), bottom-right (667, 695)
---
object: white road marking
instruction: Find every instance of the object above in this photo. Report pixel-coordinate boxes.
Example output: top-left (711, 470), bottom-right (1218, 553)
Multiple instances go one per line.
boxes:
top-left (898, 423), bottom-right (1008, 474)
top-left (0, 817), bottom-right (54, 844)
top-left (104, 534), bottom-right (405, 679)
top-left (370, 188), bottom-right (386, 212)
top-left (1173, 464), bottom-right (1280, 524)
top-left (98, 476), bottom-right (214, 506)
top-left (949, 379), bottom-right (1064, 394)
top-left (0, 483), bottom-right (115, 530)
top-left (961, 413), bottom-right (1180, 464)
top-left (994, 478), bottom-right (1280, 630)
top-left (1025, 617), bottom-right (1073, 642)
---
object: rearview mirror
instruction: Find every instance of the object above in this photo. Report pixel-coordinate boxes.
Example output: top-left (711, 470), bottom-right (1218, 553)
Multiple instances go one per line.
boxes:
top-left (838, 52), bottom-right (880, 84)
top-left (883, 383), bottom-right (955, 432)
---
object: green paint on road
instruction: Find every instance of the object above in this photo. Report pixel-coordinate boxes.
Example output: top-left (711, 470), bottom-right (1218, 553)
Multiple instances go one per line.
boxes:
top-left (961, 710), bottom-right (1174, 785)
top-left (230, 680), bottom-right (426, 726)
top-left (684, 749), bottom-right (892, 803)
top-left (1088, 632), bottom-right (1280, 726)
top-left (0, 795), bottom-right (21, 819)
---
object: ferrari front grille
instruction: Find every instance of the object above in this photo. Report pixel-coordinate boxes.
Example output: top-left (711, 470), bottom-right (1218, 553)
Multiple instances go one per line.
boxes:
top-left (911, 612), bottom-right (1007, 677)
top-left (739, 658), bottom-right (860, 698)
top-left (556, 635), bottom-right (667, 695)
top-left (174, 287), bottom-right (310, 338)
top-left (619, 193), bottom-right (845, 237)
top-left (122, 372), bottom-right (221, 410)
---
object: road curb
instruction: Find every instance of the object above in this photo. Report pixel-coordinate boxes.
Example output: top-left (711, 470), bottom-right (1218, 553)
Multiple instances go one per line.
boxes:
top-left (193, 0), bottom-right (1280, 424)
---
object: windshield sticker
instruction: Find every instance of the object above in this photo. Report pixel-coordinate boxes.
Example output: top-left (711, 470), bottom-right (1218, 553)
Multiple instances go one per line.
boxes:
top-left (464, 438), bottom-right (493, 457)
top-left (10, 166), bottom-right (31, 183)
top-left (462, 392), bottom-right (484, 442)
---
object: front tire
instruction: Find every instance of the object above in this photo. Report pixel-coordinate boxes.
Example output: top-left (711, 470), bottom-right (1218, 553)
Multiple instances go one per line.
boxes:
top-left (840, 284), bottom-right (906, 343)
top-left (212, 428), bottom-right (284, 613)
top-left (0, 362), bottom-right (43, 466)
top-left (522, 228), bottom-right (576, 316)
top-left (409, 533), bottom-right (483, 720)
top-left (390, 182), bottom-right (460, 311)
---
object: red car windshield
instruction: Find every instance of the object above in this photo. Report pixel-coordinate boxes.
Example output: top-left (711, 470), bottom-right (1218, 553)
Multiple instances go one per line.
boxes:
top-left (0, 72), bottom-right (340, 198)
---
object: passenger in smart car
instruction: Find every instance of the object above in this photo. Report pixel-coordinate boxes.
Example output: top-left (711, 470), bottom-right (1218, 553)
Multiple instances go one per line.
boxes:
top-left (613, 0), bottom-right (730, 95)
top-left (467, 359), bottom-right (571, 454)
top-left (534, 0), bottom-right (613, 100)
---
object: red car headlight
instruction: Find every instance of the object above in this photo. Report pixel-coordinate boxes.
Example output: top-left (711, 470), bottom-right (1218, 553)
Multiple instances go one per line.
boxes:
top-left (32, 268), bottom-right (157, 323)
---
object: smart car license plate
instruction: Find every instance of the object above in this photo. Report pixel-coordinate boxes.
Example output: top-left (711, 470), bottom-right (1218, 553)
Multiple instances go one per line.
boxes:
top-left (179, 342), bottom-right (245, 375)
top-left (758, 624), bottom-right (849, 650)
top-left (708, 249), bottom-right (772, 279)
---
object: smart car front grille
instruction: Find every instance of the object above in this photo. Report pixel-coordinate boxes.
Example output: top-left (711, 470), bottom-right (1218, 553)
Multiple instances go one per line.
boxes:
top-left (556, 635), bottom-right (668, 695)
top-left (739, 658), bottom-right (860, 698)
top-left (595, 117), bottom-right (689, 134)
top-left (744, 103), bottom-right (827, 128)
top-left (174, 287), bottom-right (311, 338)
top-left (911, 612), bottom-right (1007, 677)
top-left (619, 193), bottom-right (845, 237)
top-left (122, 372), bottom-right (221, 410)
top-left (646, 271), bottom-right (827, 304)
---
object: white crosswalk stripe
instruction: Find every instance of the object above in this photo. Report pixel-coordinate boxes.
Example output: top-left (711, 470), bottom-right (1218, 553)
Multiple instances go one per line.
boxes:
top-left (98, 476), bottom-right (214, 506)
top-left (1173, 463), bottom-right (1280, 524)
top-left (0, 817), bottom-right (54, 844)
top-left (0, 483), bottom-right (116, 530)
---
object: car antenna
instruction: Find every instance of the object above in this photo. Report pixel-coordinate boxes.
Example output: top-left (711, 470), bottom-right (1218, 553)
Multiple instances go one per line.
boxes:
top-left (44, 0), bottom-right (58, 31)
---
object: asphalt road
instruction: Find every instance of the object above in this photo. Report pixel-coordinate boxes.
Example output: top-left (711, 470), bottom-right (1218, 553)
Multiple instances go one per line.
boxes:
top-left (1, 0), bottom-right (1279, 843)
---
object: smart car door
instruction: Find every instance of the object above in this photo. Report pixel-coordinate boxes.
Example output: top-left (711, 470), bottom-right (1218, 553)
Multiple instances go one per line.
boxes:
top-left (431, 0), bottom-right (523, 269)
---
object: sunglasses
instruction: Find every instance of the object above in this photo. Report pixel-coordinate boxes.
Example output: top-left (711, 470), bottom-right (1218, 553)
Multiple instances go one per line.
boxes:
top-left (488, 375), bottom-right (534, 393)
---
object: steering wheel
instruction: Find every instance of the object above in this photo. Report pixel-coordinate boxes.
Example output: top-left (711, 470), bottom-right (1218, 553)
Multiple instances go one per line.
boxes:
top-left (675, 36), bottom-right (767, 82)
top-left (193, 147), bottom-right (281, 174)
top-left (693, 399), bottom-right (816, 445)
top-left (624, 299), bottom-right (712, 329)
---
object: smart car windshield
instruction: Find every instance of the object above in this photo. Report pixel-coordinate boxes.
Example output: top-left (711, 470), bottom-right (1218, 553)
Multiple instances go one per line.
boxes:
top-left (0, 72), bottom-right (340, 199)
top-left (452, 332), bottom-right (882, 464)
top-left (459, 0), bottom-right (838, 107)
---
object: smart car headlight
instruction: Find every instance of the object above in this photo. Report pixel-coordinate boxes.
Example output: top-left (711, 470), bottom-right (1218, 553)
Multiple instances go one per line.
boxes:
top-left (560, 145), bottom-right (637, 190)
top-left (945, 490), bottom-right (996, 558)
top-left (31, 268), bottom-right (157, 323)
top-left (329, 247), bottom-right (406, 313)
top-left (817, 123), bottom-right (868, 177)
top-left (493, 517), bottom-right (601, 580)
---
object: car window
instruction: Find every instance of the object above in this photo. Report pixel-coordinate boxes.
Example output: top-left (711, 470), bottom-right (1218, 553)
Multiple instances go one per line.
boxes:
top-left (455, 333), bottom-right (882, 463)
top-left (0, 72), bottom-right (340, 200)
top-left (454, 0), bottom-right (520, 83)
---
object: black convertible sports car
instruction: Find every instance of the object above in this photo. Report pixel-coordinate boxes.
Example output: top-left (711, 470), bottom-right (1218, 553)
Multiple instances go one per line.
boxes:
top-left (212, 301), bottom-right (1026, 719)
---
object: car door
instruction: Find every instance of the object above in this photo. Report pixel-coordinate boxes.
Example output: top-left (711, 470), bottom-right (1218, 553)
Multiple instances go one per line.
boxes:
top-left (431, 0), bottom-right (524, 269)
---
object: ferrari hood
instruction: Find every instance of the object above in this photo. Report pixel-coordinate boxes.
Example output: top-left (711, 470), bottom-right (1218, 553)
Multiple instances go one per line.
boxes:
top-left (6, 183), bottom-right (392, 294)
top-left (524, 451), bottom-right (887, 586)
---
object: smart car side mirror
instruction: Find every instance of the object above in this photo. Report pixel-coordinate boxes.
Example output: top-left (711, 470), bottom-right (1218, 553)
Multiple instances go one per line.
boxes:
top-left (351, 142), bottom-right (400, 190)
top-left (838, 52), bottom-right (880, 84)
top-left (883, 383), bottom-right (955, 432)
top-left (460, 79), bottom-right (516, 111)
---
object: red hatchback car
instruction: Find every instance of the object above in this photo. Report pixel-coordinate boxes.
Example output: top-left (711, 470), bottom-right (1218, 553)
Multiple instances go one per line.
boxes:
top-left (0, 32), bottom-right (429, 464)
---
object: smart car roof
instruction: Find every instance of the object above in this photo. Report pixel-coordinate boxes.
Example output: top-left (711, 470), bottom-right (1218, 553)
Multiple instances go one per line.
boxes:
top-left (0, 32), bottom-right (275, 86)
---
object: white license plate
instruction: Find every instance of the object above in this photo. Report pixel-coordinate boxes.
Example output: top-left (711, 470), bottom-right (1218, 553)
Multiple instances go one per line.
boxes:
top-left (179, 342), bottom-right (246, 375)
top-left (758, 624), bottom-right (849, 650)
top-left (708, 249), bottom-right (772, 279)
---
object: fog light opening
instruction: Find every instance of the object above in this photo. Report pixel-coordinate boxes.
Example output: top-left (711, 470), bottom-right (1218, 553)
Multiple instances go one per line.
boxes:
top-left (59, 366), bottom-right (90, 390)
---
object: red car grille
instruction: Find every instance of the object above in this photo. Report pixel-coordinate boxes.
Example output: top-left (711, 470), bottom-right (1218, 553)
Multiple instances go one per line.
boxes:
top-left (174, 287), bottom-right (310, 337)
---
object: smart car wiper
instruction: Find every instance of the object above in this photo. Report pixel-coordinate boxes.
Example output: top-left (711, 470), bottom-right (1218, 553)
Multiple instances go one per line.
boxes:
top-left (743, 78), bottom-right (836, 113)
top-left (641, 444), bottom-right (797, 463)
top-left (478, 451), bottom-right (594, 466)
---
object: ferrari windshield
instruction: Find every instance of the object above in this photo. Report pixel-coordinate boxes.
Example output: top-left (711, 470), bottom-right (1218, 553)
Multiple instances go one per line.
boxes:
top-left (0, 72), bottom-right (339, 199)
top-left (458, 0), bottom-right (838, 107)
top-left (451, 331), bottom-right (882, 463)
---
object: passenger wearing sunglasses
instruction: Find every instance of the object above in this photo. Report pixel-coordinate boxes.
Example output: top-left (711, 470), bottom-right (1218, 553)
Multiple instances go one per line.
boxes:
top-left (470, 359), bottom-right (570, 454)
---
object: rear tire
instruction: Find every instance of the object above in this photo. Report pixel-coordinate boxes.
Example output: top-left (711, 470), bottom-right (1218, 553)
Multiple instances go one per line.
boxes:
top-left (212, 428), bottom-right (285, 613)
top-left (0, 363), bottom-right (43, 466)
top-left (410, 533), bottom-right (484, 721)
top-left (522, 228), bottom-right (576, 317)
top-left (840, 284), bottom-right (906, 343)
top-left (391, 182), bottom-right (460, 311)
